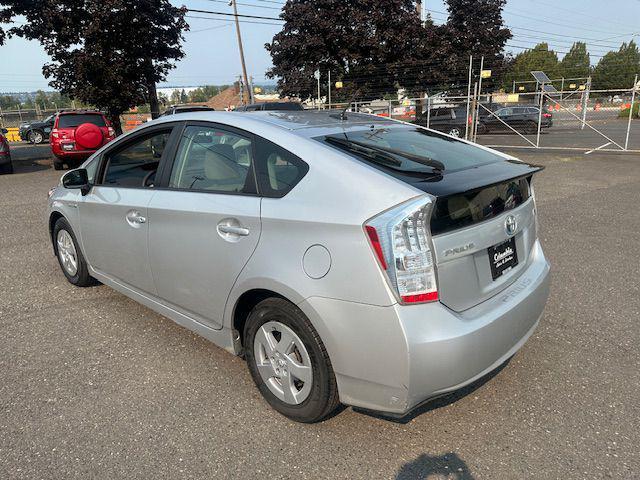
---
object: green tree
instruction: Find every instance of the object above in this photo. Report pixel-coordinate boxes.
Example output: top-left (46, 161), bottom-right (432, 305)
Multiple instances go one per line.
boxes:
top-left (1, 0), bottom-right (188, 132)
top-left (503, 43), bottom-right (560, 91)
top-left (559, 42), bottom-right (591, 80)
top-left (266, 0), bottom-right (426, 100)
top-left (592, 41), bottom-right (640, 90)
top-left (444, 0), bottom-right (512, 91)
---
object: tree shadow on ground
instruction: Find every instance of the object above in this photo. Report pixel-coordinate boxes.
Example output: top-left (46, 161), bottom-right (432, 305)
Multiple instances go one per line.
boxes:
top-left (354, 357), bottom-right (512, 424)
top-left (396, 452), bottom-right (474, 479)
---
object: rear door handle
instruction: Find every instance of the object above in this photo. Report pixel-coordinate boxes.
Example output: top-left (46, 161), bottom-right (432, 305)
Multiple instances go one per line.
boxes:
top-left (126, 210), bottom-right (147, 226)
top-left (218, 225), bottom-right (250, 236)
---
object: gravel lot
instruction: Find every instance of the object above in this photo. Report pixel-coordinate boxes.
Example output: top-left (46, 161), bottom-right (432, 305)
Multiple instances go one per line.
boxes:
top-left (1, 148), bottom-right (639, 479)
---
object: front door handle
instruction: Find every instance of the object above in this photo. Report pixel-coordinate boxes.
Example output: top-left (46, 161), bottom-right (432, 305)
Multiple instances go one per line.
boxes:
top-left (218, 225), bottom-right (249, 236)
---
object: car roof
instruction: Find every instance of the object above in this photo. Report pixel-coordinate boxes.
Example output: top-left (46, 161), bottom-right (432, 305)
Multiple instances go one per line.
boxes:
top-left (151, 110), bottom-right (399, 138)
top-left (57, 110), bottom-right (104, 115)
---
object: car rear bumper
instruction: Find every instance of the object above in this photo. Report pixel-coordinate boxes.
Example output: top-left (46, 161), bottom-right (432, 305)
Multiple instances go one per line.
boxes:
top-left (51, 146), bottom-right (96, 161)
top-left (299, 240), bottom-right (550, 416)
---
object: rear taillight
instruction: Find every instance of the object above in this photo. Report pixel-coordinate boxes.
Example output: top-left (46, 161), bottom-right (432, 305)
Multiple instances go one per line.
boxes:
top-left (364, 196), bottom-right (438, 304)
top-left (543, 113), bottom-right (552, 118)
top-left (51, 129), bottom-right (59, 139)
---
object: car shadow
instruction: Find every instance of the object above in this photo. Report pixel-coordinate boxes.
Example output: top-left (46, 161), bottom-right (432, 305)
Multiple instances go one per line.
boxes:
top-left (353, 357), bottom-right (512, 424)
top-left (10, 161), bottom-right (50, 174)
top-left (396, 452), bottom-right (474, 479)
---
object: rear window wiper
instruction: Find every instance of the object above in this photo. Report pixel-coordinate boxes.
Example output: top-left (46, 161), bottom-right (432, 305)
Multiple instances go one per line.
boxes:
top-left (352, 141), bottom-right (446, 172)
top-left (325, 136), bottom-right (445, 173)
top-left (325, 136), bottom-right (404, 169)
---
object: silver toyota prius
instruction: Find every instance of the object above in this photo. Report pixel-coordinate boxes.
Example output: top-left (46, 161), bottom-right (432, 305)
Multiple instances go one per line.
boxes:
top-left (47, 110), bottom-right (550, 423)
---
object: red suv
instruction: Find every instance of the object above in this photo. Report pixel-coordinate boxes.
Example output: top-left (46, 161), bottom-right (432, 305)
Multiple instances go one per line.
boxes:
top-left (50, 111), bottom-right (116, 169)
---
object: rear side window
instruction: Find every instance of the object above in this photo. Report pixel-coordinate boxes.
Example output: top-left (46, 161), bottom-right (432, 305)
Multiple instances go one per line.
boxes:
top-left (168, 125), bottom-right (256, 194)
top-left (254, 137), bottom-right (308, 197)
top-left (101, 130), bottom-right (172, 188)
top-left (58, 114), bottom-right (106, 128)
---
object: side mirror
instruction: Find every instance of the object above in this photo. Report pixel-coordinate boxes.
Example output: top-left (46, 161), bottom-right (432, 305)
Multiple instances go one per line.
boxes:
top-left (62, 168), bottom-right (91, 196)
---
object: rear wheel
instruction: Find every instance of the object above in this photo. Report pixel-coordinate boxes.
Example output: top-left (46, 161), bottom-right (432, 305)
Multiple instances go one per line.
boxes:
top-left (53, 217), bottom-right (95, 286)
top-left (244, 298), bottom-right (340, 423)
top-left (53, 160), bottom-right (64, 170)
top-left (524, 121), bottom-right (538, 134)
top-left (447, 126), bottom-right (462, 138)
top-left (28, 129), bottom-right (45, 144)
top-left (0, 162), bottom-right (13, 175)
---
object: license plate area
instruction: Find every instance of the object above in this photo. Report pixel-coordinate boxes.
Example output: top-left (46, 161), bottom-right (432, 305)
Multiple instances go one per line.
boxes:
top-left (488, 237), bottom-right (518, 280)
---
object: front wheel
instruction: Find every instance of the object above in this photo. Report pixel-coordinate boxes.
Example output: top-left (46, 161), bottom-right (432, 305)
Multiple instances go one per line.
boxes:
top-left (28, 130), bottom-right (45, 144)
top-left (53, 217), bottom-right (95, 286)
top-left (244, 298), bottom-right (340, 423)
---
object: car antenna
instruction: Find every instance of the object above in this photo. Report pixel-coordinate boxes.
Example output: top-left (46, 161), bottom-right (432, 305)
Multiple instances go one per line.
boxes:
top-left (330, 88), bottom-right (362, 121)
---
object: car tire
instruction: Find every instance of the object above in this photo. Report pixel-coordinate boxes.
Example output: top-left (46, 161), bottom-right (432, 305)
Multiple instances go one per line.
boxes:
top-left (244, 298), bottom-right (340, 423)
top-left (53, 160), bottom-right (64, 171)
top-left (447, 126), bottom-right (462, 138)
top-left (0, 162), bottom-right (13, 175)
top-left (52, 217), bottom-right (95, 287)
top-left (28, 129), bottom-right (45, 144)
top-left (524, 121), bottom-right (538, 135)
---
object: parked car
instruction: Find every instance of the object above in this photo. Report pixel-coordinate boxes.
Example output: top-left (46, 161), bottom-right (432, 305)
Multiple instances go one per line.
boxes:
top-left (481, 105), bottom-right (553, 134)
top-left (420, 106), bottom-right (471, 138)
top-left (160, 104), bottom-right (215, 116)
top-left (48, 110), bottom-right (550, 423)
top-left (50, 110), bottom-right (116, 170)
top-left (236, 101), bottom-right (304, 112)
top-left (0, 127), bottom-right (13, 174)
top-left (19, 114), bottom-right (56, 144)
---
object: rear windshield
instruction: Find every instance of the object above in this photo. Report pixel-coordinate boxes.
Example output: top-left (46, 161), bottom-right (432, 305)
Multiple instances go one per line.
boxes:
top-left (263, 103), bottom-right (303, 111)
top-left (58, 114), bottom-right (106, 128)
top-left (317, 126), bottom-right (503, 172)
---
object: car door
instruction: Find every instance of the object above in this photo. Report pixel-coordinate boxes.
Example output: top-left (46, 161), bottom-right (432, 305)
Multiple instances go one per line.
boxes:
top-left (78, 125), bottom-right (179, 295)
top-left (147, 122), bottom-right (261, 329)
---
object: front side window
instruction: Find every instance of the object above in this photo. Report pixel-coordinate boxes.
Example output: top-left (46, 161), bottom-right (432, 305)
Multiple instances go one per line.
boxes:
top-left (169, 125), bottom-right (255, 193)
top-left (101, 130), bottom-right (171, 188)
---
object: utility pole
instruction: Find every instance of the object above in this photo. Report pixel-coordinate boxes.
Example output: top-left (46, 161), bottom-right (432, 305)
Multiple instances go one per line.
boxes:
top-left (232, 0), bottom-right (250, 104)
top-left (249, 76), bottom-right (255, 103)
top-left (465, 55), bottom-right (473, 140)
top-left (328, 70), bottom-right (331, 109)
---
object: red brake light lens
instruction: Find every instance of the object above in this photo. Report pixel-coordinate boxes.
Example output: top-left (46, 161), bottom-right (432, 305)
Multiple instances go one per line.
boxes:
top-left (365, 197), bottom-right (438, 305)
top-left (365, 225), bottom-right (387, 270)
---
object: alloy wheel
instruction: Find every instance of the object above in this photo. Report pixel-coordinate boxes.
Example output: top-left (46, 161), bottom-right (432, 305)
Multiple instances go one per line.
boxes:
top-left (253, 321), bottom-right (313, 405)
top-left (57, 229), bottom-right (78, 276)
top-left (29, 131), bottom-right (44, 144)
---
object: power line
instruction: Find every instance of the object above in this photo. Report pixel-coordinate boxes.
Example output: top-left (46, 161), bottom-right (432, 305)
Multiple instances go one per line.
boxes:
top-left (200, 0), bottom-right (282, 10)
top-left (185, 8), bottom-right (282, 21)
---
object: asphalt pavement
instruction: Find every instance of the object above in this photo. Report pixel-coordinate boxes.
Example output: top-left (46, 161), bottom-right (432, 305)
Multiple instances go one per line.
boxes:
top-left (0, 147), bottom-right (639, 479)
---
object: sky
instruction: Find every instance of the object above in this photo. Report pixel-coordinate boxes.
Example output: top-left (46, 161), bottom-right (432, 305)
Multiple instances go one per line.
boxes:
top-left (0, 0), bottom-right (639, 93)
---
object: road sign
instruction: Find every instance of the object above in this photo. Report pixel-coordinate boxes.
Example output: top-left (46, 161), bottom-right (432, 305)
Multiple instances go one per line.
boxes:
top-left (481, 70), bottom-right (492, 79)
top-left (335, 81), bottom-right (343, 89)
top-left (569, 83), bottom-right (577, 89)
top-left (314, 70), bottom-right (320, 80)
top-left (518, 86), bottom-right (525, 91)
